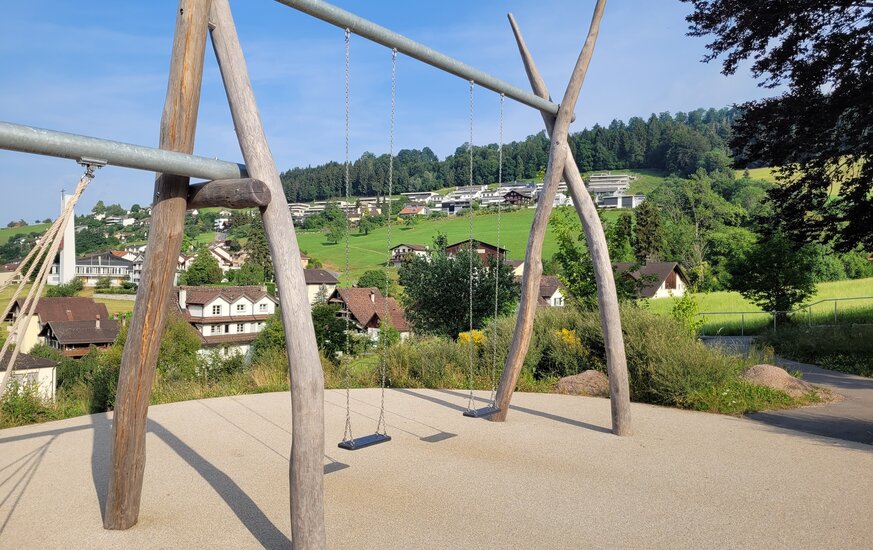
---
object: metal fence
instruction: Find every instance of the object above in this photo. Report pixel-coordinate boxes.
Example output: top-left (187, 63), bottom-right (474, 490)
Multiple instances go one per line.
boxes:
top-left (697, 296), bottom-right (873, 336)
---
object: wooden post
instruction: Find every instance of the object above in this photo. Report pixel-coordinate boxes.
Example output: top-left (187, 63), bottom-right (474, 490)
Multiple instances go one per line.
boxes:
top-left (208, 1), bottom-right (326, 548)
top-left (104, 0), bottom-right (212, 530)
top-left (187, 178), bottom-right (271, 209)
top-left (504, 12), bottom-right (632, 435)
top-left (490, 0), bottom-right (612, 424)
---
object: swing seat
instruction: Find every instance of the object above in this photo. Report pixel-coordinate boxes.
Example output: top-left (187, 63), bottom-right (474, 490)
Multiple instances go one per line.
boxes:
top-left (463, 406), bottom-right (501, 418)
top-left (338, 433), bottom-right (391, 451)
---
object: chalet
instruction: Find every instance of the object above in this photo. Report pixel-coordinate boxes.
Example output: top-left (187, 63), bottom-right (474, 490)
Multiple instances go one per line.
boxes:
top-left (6, 297), bottom-right (112, 353)
top-left (445, 239), bottom-right (508, 264)
top-left (390, 243), bottom-right (428, 267)
top-left (328, 287), bottom-right (410, 341)
top-left (176, 285), bottom-right (278, 358)
top-left (39, 316), bottom-right (119, 358)
top-left (538, 276), bottom-right (566, 307)
top-left (304, 269), bottom-right (339, 305)
top-left (72, 250), bottom-right (135, 287)
top-left (2, 351), bottom-right (58, 400)
top-left (505, 259), bottom-right (525, 278)
top-left (503, 190), bottom-right (534, 206)
top-left (614, 261), bottom-right (689, 299)
top-left (398, 205), bottom-right (430, 217)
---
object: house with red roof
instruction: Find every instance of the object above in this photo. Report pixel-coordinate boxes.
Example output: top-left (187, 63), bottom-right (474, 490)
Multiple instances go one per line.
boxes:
top-left (328, 287), bottom-right (410, 341)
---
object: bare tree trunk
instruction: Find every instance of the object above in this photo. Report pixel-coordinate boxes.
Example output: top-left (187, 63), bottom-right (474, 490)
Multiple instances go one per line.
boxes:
top-left (209, 1), bottom-right (326, 547)
top-left (491, 0), bottom-right (609, 423)
top-left (506, 13), bottom-right (632, 435)
top-left (105, 0), bottom-right (212, 530)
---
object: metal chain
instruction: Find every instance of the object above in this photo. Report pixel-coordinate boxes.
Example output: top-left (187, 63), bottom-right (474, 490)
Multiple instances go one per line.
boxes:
top-left (489, 93), bottom-right (505, 406)
top-left (467, 80), bottom-right (476, 412)
top-left (341, 28), bottom-right (354, 445)
top-left (376, 47), bottom-right (398, 436)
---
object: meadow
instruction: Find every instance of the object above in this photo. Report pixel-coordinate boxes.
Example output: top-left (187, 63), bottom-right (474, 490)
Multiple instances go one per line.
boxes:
top-left (0, 223), bottom-right (50, 245)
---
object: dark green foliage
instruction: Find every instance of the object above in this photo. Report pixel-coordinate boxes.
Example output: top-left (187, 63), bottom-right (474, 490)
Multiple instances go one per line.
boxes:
top-left (398, 236), bottom-right (519, 337)
top-left (156, 315), bottom-right (203, 381)
top-left (46, 278), bottom-right (83, 297)
top-left (356, 270), bottom-right (389, 295)
top-left (608, 212), bottom-right (635, 263)
top-left (758, 325), bottom-right (873, 378)
top-left (181, 251), bottom-right (222, 286)
top-left (226, 261), bottom-right (266, 286)
top-left (311, 303), bottom-right (349, 358)
top-left (244, 217), bottom-right (273, 281)
top-left (684, 0), bottom-right (873, 251)
top-left (633, 200), bottom-right (663, 263)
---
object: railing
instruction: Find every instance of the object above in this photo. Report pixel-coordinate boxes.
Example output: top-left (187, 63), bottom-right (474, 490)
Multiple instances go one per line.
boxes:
top-left (697, 296), bottom-right (873, 336)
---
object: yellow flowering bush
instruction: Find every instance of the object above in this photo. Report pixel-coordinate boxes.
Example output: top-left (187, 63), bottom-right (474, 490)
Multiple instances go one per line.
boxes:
top-left (458, 330), bottom-right (486, 346)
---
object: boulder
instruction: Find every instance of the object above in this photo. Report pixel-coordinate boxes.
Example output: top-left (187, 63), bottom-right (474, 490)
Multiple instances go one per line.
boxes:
top-left (740, 364), bottom-right (816, 398)
top-left (556, 370), bottom-right (609, 397)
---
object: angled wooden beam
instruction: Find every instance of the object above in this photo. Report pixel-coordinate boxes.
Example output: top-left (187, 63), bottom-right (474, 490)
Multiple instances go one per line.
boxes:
top-left (209, 0), bottom-right (326, 547)
top-left (186, 178), bottom-right (271, 209)
top-left (503, 12), bottom-right (632, 435)
top-left (490, 0), bottom-right (615, 425)
top-left (104, 0), bottom-right (212, 530)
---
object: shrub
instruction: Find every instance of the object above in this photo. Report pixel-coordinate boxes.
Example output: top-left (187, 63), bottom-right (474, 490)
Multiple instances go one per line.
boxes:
top-left (0, 380), bottom-right (57, 427)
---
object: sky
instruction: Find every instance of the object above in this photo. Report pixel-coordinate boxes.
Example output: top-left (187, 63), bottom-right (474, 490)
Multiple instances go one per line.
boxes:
top-left (0, 0), bottom-right (773, 222)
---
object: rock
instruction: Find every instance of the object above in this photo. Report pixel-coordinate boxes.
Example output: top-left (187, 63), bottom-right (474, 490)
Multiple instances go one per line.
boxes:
top-left (740, 364), bottom-right (816, 398)
top-left (556, 370), bottom-right (609, 397)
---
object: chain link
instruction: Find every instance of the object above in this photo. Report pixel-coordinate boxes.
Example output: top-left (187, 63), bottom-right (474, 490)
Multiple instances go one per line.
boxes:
top-left (341, 28), bottom-right (354, 445)
top-left (466, 80), bottom-right (476, 412)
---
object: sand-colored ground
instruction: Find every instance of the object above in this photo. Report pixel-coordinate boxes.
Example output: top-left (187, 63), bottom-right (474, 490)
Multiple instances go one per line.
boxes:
top-left (1, 389), bottom-right (871, 549)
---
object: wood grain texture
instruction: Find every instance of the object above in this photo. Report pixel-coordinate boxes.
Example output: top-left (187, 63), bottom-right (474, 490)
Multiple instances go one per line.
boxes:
top-left (209, 0), bottom-right (326, 547)
top-left (505, 11), bottom-right (632, 435)
top-left (491, 0), bottom-right (608, 424)
top-left (187, 178), bottom-right (271, 209)
top-left (104, 0), bottom-right (212, 530)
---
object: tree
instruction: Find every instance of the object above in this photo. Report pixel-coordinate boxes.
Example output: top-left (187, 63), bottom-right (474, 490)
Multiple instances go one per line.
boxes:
top-left (311, 303), bottom-right (348, 358)
top-left (684, 1), bottom-right (873, 251)
top-left (633, 200), bottom-right (663, 263)
top-left (358, 214), bottom-right (375, 235)
top-left (729, 232), bottom-right (817, 317)
top-left (226, 261), bottom-right (265, 286)
top-left (46, 278), bottom-right (83, 297)
top-left (608, 212), bottom-right (635, 263)
top-left (398, 236), bottom-right (518, 337)
top-left (182, 252), bottom-right (222, 286)
top-left (91, 200), bottom-right (106, 216)
top-left (357, 270), bottom-right (389, 295)
top-left (325, 220), bottom-right (347, 245)
top-left (244, 217), bottom-right (273, 281)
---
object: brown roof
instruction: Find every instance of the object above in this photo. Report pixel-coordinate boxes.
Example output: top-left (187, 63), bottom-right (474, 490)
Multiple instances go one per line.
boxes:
top-left (399, 206), bottom-right (426, 215)
top-left (304, 269), bottom-right (339, 285)
top-left (1, 351), bottom-right (56, 371)
top-left (614, 262), bottom-right (687, 299)
top-left (40, 319), bottom-right (119, 345)
top-left (539, 276), bottom-right (562, 300)
top-left (15, 297), bottom-right (110, 324)
top-left (445, 239), bottom-right (508, 254)
top-left (330, 288), bottom-right (410, 332)
top-left (505, 259), bottom-right (524, 268)
top-left (180, 286), bottom-right (276, 306)
top-left (391, 243), bottom-right (428, 252)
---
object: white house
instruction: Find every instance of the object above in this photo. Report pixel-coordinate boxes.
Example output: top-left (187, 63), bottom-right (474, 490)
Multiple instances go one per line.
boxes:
top-left (3, 352), bottom-right (57, 400)
top-left (599, 194), bottom-right (646, 209)
top-left (304, 269), bottom-right (339, 305)
top-left (176, 286), bottom-right (278, 358)
top-left (538, 276), bottom-right (566, 307)
top-left (390, 243), bottom-right (429, 267)
top-left (614, 261), bottom-right (689, 299)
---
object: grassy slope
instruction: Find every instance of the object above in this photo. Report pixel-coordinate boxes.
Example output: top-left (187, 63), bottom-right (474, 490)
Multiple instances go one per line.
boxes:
top-left (0, 223), bottom-right (50, 245)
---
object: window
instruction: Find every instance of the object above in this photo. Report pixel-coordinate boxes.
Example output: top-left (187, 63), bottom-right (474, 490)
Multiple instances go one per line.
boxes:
top-left (259, 303), bottom-right (268, 312)
top-left (210, 325), bottom-right (219, 334)
top-left (236, 323), bottom-right (244, 333)
top-left (236, 304), bottom-right (245, 312)
top-left (212, 305), bottom-right (221, 315)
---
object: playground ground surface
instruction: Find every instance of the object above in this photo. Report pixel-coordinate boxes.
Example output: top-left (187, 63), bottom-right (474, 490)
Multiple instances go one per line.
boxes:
top-left (1, 389), bottom-right (870, 548)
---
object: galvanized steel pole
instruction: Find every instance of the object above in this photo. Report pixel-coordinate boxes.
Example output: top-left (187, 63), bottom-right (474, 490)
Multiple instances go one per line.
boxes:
top-left (273, 0), bottom-right (568, 118)
top-left (0, 121), bottom-right (246, 180)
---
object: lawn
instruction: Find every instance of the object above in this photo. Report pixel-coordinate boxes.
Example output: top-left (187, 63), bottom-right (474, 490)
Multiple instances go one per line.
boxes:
top-left (646, 277), bottom-right (873, 335)
top-left (0, 223), bottom-right (50, 245)
top-left (297, 207), bottom-right (623, 280)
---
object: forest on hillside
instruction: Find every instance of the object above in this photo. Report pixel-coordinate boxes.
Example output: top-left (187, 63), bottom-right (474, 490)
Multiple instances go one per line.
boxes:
top-left (280, 107), bottom-right (737, 202)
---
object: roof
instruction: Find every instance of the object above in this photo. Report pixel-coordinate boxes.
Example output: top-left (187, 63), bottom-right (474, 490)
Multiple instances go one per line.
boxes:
top-left (504, 190), bottom-right (533, 198)
top-left (390, 243), bottom-right (428, 252)
top-left (76, 251), bottom-right (134, 266)
top-left (505, 259), bottom-right (524, 269)
top-left (330, 288), bottom-right (410, 332)
top-left (399, 206), bottom-right (427, 215)
top-left (539, 276), bottom-right (562, 299)
top-left (15, 297), bottom-right (110, 324)
top-left (180, 286), bottom-right (277, 306)
top-left (445, 239), bottom-right (508, 254)
top-left (304, 269), bottom-right (339, 285)
top-left (40, 319), bottom-right (120, 345)
top-left (614, 262), bottom-right (687, 299)
top-left (1, 351), bottom-right (56, 371)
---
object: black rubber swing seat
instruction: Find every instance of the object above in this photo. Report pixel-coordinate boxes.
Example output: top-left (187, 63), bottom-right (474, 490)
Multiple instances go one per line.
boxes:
top-left (463, 406), bottom-right (501, 418)
top-left (338, 433), bottom-right (392, 451)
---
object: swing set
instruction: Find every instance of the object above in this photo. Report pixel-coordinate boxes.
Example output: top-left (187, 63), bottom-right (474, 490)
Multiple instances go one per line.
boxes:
top-left (0, 0), bottom-right (631, 547)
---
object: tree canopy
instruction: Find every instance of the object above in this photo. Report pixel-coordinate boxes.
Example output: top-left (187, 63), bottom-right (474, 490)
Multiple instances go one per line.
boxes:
top-left (684, 0), bottom-right (873, 251)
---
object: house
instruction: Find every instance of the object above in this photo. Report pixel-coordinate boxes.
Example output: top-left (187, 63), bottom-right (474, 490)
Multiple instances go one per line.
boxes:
top-left (2, 351), bottom-right (57, 400)
top-left (398, 205), bottom-right (430, 217)
top-left (304, 269), bottom-right (339, 305)
top-left (505, 259), bottom-right (525, 278)
top-left (503, 190), bottom-right (534, 206)
top-left (445, 239), bottom-right (508, 264)
top-left (176, 286), bottom-right (278, 358)
top-left (73, 250), bottom-right (135, 286)
top-left (599, 194), bottom-right (645, 209)
top-left (300, 252), bottom-right (310, 268)
top-left (538, 276), bottom-right (566, 307)
top-left (207, 243), bottom-right (240, 273)
top-left (390, 243), bottom-right (428, 267)
top-left (586, 173), bottom-right (632, 202)
top-left (39, 316), bottom-right (120, 358)
top-left (439, 199), bottom-right (471, 215)
top-left (328, 287), bottom-right (410, 341)
top-left (7, 297), bottom-right (112, 353)
top-left (214, 218), bottom-right (231, 231)
top-left (614, 261), bottom-right (689, 299)
top-left (0, 262), bottom-right (20, 287)
top-left (400, 191), bottom-right (440, 205)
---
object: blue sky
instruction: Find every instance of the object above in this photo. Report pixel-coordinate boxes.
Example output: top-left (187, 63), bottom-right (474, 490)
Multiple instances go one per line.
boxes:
top-left (0, 0), bottom-right (771, 222)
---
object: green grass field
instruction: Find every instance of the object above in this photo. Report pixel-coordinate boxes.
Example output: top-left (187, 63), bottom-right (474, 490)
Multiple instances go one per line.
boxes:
top-left (646, 277), bottom-right (873, 335)
top-left (0, 223), bottom-right (50, 245)
top-left (297, 207), bottom-right (623, 280)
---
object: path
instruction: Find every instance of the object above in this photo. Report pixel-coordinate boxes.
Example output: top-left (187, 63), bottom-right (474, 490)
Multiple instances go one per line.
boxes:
top-left (704, 336), bottom-right (873, 445)
top-left (1, 390), bottom-right (871, 548)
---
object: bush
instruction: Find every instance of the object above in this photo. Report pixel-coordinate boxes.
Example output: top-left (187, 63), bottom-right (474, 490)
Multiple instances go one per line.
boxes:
top-left (0, 381), bottom-right (57, 427)
top-left (758, 325), bottom-right (873, 377)
top-left (46, 278), bottom-right (83, 297)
